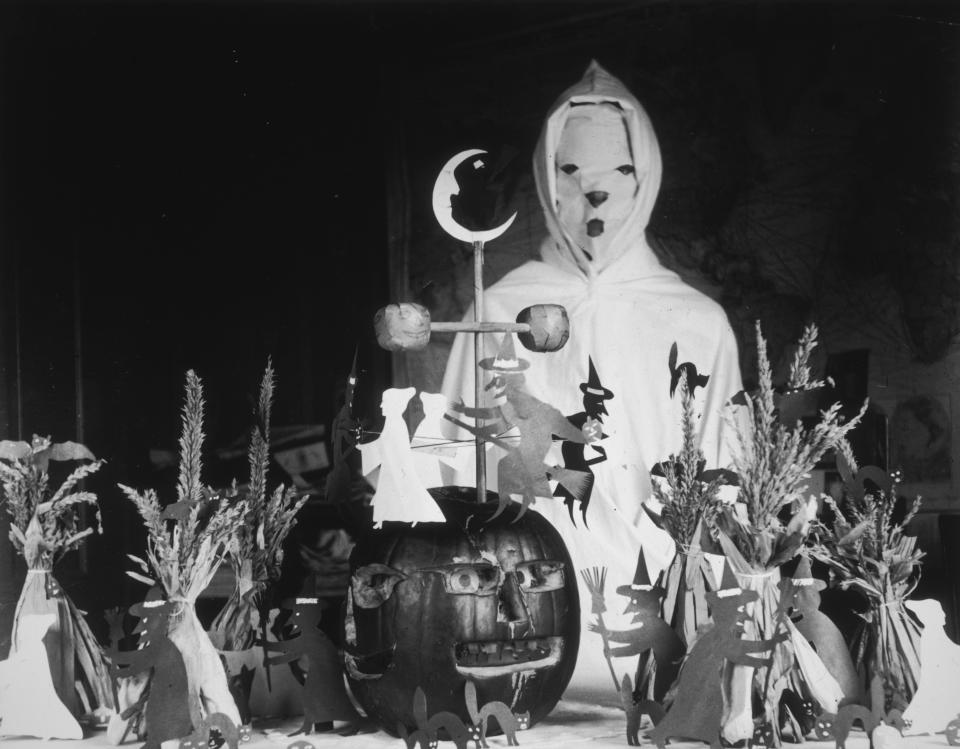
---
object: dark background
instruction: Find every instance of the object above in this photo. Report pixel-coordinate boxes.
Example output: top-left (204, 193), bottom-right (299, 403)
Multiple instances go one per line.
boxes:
top-left (1, 1), bottom-right (959, 647)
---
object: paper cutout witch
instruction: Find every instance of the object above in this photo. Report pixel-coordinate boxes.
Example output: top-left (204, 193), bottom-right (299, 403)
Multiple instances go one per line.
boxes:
top-left (446, 334), bottom-right (591, 519)
top-left (780, 556), bottom-right (861, 706)
top-left (588, 549), bottom-right (684, 703)
top-left (648, 561), bottom-right (788, 749)
top-left (901, 598), bottom-right (960, 735)
top-left (554, 356), bottom-right (613, 524)
top-left (359, 386), bottom-right (446, 527)
top-left (262, 595), bottom-right (363, 735)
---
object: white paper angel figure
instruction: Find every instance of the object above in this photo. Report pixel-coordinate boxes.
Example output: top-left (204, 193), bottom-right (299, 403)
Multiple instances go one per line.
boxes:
top-left (410, 391), bottom-right (470, 489)
top-left (0, 613), bottom-right (83, 739)
top-left (902, 598), bottom-right (960, 734)
top-left (358, 387), bottom-right (445, 527)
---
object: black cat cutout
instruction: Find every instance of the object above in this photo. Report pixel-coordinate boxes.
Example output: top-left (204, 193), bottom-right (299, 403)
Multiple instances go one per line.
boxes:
top-left (464, 679), bottom-right (528, 747)
top-left (668, 342), bottom-right (709, 398)
top-left (619, 674), bottom-right (663, 746)
top-left (262, 597), bottom-right (362, 735)
top-left (397, 722), bottom-right (431, 749)
top-left (178, 712), bottom-right (251, 749)
top-left (554, 356), bottom-right (613, 525)
top-left (226, 663), bottom-right (255, 726)
top-left (648, 562), bottom-right (789, 749)
top-left (108, 599), bottom-right (195, 748)
top-left (830, 704), bottom-right (879, 749)
top-left (589, 549), bottom-right (684, 702)
top-left (412, 686), bottom-right (472, 749)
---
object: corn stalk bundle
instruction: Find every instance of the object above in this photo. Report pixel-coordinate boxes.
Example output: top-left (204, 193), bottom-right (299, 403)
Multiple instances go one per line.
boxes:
top-left (808, 458), bottom-right (923, 712)
top-left (119, 370), bottom-right (247, 725)
top-left (711, 322), bottom-right (866, 746)
top-left (209, 362), bottom-right (307, 651)
top-left (0, 436), bottom-right (115, 718)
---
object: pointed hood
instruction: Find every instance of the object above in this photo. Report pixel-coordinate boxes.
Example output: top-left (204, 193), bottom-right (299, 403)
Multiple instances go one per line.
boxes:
top-left (534, 60), bottom-right (664, 277)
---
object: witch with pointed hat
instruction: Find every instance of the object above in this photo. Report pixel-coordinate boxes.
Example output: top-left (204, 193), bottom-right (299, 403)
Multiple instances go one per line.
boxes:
top-left (587, 548), bottom-right (684, 702)
top-left (446, 334), bottom-right (589, 518)
top-left (648, 561), bottom-right (788, 749)
top-left (553, 356), bottom-right (613, 525)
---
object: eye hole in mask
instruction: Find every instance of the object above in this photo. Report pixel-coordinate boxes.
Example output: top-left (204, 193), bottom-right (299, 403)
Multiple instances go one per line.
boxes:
top-left (514, 560), bottom-right (565, 592)
top-left (422, 563), bottom-right (501, 595)
top-left (559, 163), bottom-right (579, 175)
top-left (351, 564), bottom-right (407, 609)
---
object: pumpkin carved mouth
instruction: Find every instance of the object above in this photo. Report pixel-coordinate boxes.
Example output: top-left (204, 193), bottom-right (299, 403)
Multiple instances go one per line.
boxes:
top-left (454, 636), bottom-right (563, 676)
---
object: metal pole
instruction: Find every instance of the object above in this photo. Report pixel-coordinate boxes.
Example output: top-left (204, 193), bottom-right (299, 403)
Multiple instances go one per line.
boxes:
top-left (473, 239), bottom-right (486, 502)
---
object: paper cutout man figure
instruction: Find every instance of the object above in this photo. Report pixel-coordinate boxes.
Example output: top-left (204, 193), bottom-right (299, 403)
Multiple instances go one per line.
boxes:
top-left (446, 334), bottom-right (590, 519)
top-left (0, 613), bottom-right (83, 739)
top-left (359, 387), bottom-right (445, 527)
top-left (901, 598), bottom-right (960, 735)
top-left (781, 556), bottom-right (861, 705)
top-left (589, 549), bottom-right (684, 702)
top-left (648, 562), bottom-right (788, 749)
top-left (441, 61), bottom-right (745, 694)
top-left (554, 356), bottom-right (613, 524)
top-left (263, 597), bottom-right (362, 735)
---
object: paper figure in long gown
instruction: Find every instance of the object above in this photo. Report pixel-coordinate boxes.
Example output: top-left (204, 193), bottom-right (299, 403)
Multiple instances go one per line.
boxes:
top-left (0, 613), bottom-right (83, 739)
top-left (359, 386), bottom-right (445, 527)
top-left (411, 392), bottom-right (469, 488)
top-left (902, 599), bottom-right (960, 734)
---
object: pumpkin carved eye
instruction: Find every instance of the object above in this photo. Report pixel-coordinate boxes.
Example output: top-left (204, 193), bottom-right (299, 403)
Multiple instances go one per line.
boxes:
top-left (515, 561), bottom-right (565, 592)
top-left (426, 563), bottom-right (501, 595)
top-left (351, 563), bottom-right (407, 609)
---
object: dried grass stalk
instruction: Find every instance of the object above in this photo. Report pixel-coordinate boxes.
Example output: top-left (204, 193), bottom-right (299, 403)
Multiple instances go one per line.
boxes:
top-left (809, 458), bottom-right (923, 710)
top-left (119, 370), bottom-right (246, 725)
top-left (209, 362), bottom-right (308, 651)
top-left (0, 436), bottom-right (114, 716)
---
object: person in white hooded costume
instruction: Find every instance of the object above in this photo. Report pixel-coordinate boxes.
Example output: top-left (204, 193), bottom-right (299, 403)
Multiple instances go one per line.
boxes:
top-left (441, 61), bottom-right (744, 698)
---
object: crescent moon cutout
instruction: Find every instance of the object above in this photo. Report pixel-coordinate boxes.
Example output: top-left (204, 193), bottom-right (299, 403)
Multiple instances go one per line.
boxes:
top-left (432, 149), bottom-right (517, 244)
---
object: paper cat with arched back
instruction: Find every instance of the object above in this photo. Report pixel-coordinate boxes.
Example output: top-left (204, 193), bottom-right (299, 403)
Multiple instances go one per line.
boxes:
top-left (464, 679), bottom-right (529, 747)
top-left (412, 686), bottom-right (472, 749)
top-left (619, 674), bottom-right (664, 746)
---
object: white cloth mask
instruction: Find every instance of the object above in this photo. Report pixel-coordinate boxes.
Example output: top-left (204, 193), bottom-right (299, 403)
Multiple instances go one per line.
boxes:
top-left (555, 104), bottom-right (638, 261)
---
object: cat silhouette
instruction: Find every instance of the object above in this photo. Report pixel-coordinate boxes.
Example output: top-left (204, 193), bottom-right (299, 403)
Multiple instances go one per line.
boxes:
top-left (464, 679), bottom-right (528, 747)
top-left (619, 674), bottom-right (664, 746)
top-left (413, 686), bottom-right (472, 749)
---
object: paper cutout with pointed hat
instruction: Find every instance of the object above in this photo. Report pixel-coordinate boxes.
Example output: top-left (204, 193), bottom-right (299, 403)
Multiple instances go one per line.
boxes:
top-left (479, 334), bottom-right (530, 373)
top-left (580, 356), bottom-right (614, 399)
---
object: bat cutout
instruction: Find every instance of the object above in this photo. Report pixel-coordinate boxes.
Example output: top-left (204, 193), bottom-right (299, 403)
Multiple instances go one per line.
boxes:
top-left (447, 335), bottom-right (588, 521)
top-left (619, 674), bottom-right (663, 746)
top-left (668, 342), bottom-right (709, 399)
top-left (108, 599), bottom-right (197, 748)
top-left (464, 679), bottom-right (529, 747)
top-left (589, 549), bottom-right (684, 703)
top-left (553, 356), bottom-right (613, 525)
top-left (0, 434), bottom-right (96, 473)
top-left (262, 597), bottom-right (362, 735)
top-left (650, 458), bottom-right (739, 487)
top-left (648, 561), bottom-right (789, 749)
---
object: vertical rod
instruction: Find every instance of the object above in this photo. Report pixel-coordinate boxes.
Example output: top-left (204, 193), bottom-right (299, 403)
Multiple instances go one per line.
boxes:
top-left (473, 239), bottom-right (486, 502)
top-left (73, 243), bottom-right (87, 573)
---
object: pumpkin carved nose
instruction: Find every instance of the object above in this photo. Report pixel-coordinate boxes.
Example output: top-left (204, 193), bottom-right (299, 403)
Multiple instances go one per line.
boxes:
top-left (585, 190), bottom-right (608, 208)
top-left (498, 571), bottom-right (532, 638)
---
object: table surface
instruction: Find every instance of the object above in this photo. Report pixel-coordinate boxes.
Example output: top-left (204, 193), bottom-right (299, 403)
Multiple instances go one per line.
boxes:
top-left (0, 699), bottom-right (950, 749)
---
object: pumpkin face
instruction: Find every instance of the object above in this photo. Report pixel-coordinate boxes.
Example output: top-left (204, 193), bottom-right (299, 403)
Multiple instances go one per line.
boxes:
top-left (946, 716), bottom-right (960, 746)
top-left (342, 488), bottom-right (579, 734)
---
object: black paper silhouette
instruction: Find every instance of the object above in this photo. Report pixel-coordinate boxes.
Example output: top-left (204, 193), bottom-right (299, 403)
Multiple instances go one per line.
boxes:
top-left (668, 342), bottom-right (709, 399)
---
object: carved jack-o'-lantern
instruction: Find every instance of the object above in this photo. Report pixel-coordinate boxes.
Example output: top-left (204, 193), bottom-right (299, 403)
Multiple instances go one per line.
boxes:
top-left (342, 487), bottom-right (579, 734)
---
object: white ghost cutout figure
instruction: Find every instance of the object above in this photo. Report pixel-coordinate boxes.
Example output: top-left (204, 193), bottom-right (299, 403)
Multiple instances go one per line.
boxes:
top-left (901, 598), bottom-right (960, 734)
top-left (358, 387), bottom-right (445, 528)
top-left (0, 613), bottom-right (83, 739)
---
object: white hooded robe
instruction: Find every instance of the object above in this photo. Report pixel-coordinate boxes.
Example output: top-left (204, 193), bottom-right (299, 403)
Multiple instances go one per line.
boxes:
top-left (440, 61), bottom-right (744, 699)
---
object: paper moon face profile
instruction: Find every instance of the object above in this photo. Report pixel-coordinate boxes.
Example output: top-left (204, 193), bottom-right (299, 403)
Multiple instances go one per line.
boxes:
top-left (432, 149), bottom-right (517, 243)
